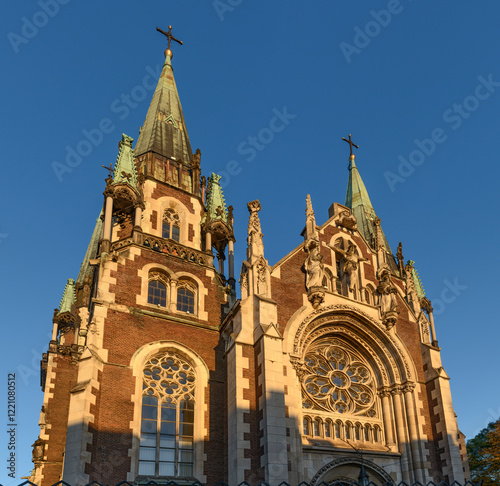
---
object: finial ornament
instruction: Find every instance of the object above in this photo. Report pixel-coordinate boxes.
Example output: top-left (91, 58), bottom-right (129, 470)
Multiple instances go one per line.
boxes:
top-left (156, 25), bottom-right (183, 56)
top-left (342, 133), bottom-right (359, 158)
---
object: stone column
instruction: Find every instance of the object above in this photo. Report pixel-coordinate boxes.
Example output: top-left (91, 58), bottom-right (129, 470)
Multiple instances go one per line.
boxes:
top-left (228, 239), bottom-right (235, 287)
top-left (205, 231), bottom-right (212, 253)
top-left (391, 387), bottom-right (412, 483)
top-left (404, 383), bottom-right (424, 483)
top-left (428, 309), bottom-right (438, 347)
top-left (378, 389), bottom-right (396, 447)
top-left (101, 196), bottom-right (114, 253)
top-left (169, 280), bottom-right (178, 313)
top-left (134, 205), bottom-right (142, 230)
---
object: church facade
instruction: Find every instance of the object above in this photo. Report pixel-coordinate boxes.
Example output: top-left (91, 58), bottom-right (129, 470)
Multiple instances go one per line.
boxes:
top-left (30, 35), bottom-right (469, 486)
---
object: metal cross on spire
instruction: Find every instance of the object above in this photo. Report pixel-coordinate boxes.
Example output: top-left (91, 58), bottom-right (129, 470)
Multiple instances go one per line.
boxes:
top-left (156, 25), bottom-right (183, 51)
top-left (342, 134), bottom-right (359, 157)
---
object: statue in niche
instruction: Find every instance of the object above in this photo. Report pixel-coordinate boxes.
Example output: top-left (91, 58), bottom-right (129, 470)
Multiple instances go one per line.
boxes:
top-left (304, 240), bottom-right (324, 289)
top-left (304, 239), bottom-right (325, 308)
top-left (377, 264), bottom-right (399, 329)
top-left (329, 242), bottom-right (367, 290)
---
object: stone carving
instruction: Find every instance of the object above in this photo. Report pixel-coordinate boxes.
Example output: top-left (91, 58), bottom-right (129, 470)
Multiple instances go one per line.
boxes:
top-left (304, 240), bottom-right (325, 308)
top-left (396, 241), bottom-right (405, 275)
top-left (31, 437), bottom-right (45, 462)
top-left (143, 352), bottom-right (195, 404)
top-left (328, 242), bottom-right (367, 291)
top-left (246, 200), bottom-right (264, 258)
top-left (337, 210), bottom-right (357, 230)
top-left (292, 304), bottom-right (412, 380)
top-left (420, 296), bottom-right (433, 314)
top-left (301, 341), bottom-right (377, 416)
top-left (191, 148), bottom-right (201, 169)
top-left (377, 264), bottom-right (399, 330)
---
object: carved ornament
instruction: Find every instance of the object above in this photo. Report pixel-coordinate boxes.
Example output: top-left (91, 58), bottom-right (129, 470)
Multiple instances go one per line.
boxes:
top-left (337, 210), bottom-right (357, 230)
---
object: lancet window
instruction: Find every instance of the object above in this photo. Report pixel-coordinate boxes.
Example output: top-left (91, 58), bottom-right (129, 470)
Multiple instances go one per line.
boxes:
top-left (139, 352), bottom-right (195, 478)
top-left (162, 209), bottom-right (180, 242)
top-left (177, 281), bottom-right (196, 314)
top-left (148, 273), bottom-right (169, 307)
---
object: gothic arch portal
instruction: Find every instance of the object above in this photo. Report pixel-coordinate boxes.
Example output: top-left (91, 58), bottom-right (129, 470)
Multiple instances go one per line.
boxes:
top-left (310, 456), bottom-right (394, 486)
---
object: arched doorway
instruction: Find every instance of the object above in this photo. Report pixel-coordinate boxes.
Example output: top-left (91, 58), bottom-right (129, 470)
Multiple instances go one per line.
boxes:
top-left (310, 456), bottom-right (394, 486)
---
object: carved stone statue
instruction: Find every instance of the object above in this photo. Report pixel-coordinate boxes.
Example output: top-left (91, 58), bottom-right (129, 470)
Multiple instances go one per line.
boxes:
top-left (304, 239), bottom-right (325, 308)
top-left (246, 200), bottom-right (264, 258)
top-left (304, 240), bottom-right (324, 289)
top-left (329, 242), bottom-right (367, 290)
top-left (32, 437), bottom-right (45, 462)
top-left (377, 264), bottom-right (399, 329)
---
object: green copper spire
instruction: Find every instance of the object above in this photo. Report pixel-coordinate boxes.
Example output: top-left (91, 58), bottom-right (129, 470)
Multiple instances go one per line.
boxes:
top-left (112, 134), bottom-right (138, 190)
top-left (134, 50), bottom-right (193, 162)
top-left (59, 278), bottom-right (76, 314)
top-left (77, 213), bottom-right (103, 284)
top-left (345, 155), bottom-right (393, 256)
top-left (203, 173), bottom-right (229, 224)
top-left (407, 260), bottom-right (426, 298)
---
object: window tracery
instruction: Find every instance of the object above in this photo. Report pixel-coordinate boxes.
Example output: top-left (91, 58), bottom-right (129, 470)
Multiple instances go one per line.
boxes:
top-left (301, 340), bottom-right (377, 417)
top-left (163, 209), bottom-right (180, 242)
top-left (139, 352), bottom-right (195, 478)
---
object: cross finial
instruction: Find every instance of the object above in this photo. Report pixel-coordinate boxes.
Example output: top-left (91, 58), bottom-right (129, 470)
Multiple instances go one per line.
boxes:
top-left (102, 163), bottom-right (113, 177)
top-left (342, 134), bottom-right (359, 158)
top-left (156, 25), bottom-right (183, 52)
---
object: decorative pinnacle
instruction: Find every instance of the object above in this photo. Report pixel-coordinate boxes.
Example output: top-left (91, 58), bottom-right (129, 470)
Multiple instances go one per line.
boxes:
top-left (156, 25), bottom-right (183, 58)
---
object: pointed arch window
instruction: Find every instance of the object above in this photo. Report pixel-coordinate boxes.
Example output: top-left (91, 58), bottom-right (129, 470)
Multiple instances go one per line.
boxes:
top-left (148, 280), bottom-right (167, 307)
top-left (177, 282), bottom-right (196, 314)
top-left (163, 209), bottom-right (180, 242)
top-left (139, 352), bottom-right (195, 478)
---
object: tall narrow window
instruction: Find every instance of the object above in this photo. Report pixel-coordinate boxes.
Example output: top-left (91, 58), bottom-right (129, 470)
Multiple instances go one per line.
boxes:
top-left (163, 209), bottom-right (180, 242)
top-left (139, 353), bottom-right (195, 478)
top-left (177, 287), bottom-right (195, 314)
top-left (148, 280), bottom-right (167, 307)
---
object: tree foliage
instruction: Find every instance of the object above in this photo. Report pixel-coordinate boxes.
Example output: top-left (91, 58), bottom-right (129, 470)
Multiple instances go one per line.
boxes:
top-left (467, 418), bottom-right (500, 486)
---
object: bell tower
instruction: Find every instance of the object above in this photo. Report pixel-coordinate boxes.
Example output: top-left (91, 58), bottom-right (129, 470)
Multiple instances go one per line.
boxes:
top-left (31, 27), bottom-right (234, 485)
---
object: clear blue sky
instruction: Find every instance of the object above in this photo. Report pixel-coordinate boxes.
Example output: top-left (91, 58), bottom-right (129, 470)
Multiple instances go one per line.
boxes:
top-left (2, 1), bottom-right (500, 482)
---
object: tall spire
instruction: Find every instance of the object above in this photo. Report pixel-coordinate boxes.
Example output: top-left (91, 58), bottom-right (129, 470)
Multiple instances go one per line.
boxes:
top-left (134, 28), bottom-right (192, 162)
top-left (345, 153), bottom-right (393, 257)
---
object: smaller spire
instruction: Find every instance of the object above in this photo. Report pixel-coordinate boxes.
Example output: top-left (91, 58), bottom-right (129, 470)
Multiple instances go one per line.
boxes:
top-left (407, 260), bottom-right (425, 299)
top-left (305, 194), bottom-right (317, 240)
top-left (112, 134), bottom-right (138, 190)
top-left (59, 278), bottom-right (76, 315)
top-left (204, 173), bottom-right (229, 224)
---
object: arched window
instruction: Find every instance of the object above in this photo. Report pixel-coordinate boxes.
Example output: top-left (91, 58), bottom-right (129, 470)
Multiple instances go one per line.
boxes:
top-left (335, 420), bottom-right (342, 439)
top-left (303, 417), bottom-right (311, 436)
top-left (177, 283), bottom-right (195, 314)
top-left (324, 420), bottom-right (331, 438)
top-left (313, 419), bottom-right (320, 437)
top-left (364, 424), bottom-right (371, 442)
top-left (355, 423), bottom-right (361, 441)
top-left (162, 209), bottom-right (180, 242)
top-left (148, 280), bottom-right (167, 307)
top-left (139, 352), bottom-right (195, 477)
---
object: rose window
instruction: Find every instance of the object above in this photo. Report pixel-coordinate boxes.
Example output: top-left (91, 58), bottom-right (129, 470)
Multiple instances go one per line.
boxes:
top-left (143, 352), bottom-right (195, 402)
top-left (301, 342), bottom-right (377, 417)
